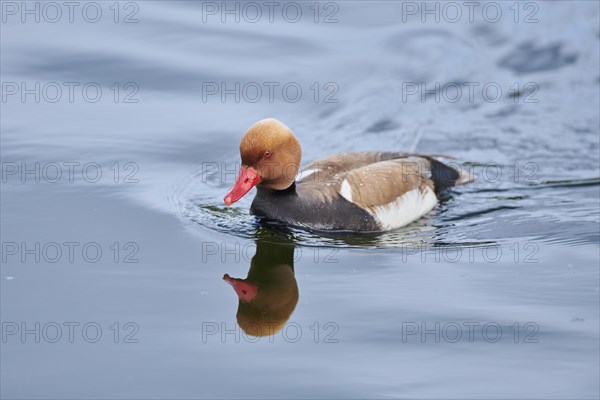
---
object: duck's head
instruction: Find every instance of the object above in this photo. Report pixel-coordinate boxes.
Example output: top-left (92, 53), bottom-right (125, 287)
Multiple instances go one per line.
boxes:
top-left (223, 265), bottom-right (299, 337)
top-left (224, 118), bottom-right (301, 206)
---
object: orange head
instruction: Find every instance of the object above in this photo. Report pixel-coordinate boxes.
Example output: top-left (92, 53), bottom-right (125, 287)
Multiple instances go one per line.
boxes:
top-left (224, 119), bottom-right (302, 206)
top-left (223, 265), bottom-right (299, 337)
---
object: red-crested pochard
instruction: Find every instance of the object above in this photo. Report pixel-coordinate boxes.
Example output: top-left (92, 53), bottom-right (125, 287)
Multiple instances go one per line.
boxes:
top-left (223, 237), bottom-right (298, 337)
top-left (224, 118), bottom-right (472, 231)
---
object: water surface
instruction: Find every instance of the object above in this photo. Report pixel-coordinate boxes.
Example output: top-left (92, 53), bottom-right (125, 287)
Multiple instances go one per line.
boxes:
top-left (1, 1), bottom-right (599, 398)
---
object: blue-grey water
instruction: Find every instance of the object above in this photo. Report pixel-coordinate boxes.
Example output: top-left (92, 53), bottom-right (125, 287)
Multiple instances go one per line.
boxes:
top-left (1, 1), bottom-right (599, 398)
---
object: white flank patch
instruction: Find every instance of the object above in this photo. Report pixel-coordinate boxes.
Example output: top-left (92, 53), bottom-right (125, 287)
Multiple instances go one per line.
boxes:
top-left (368, 187), bottom-right (437, 231)
top-left (339, 179), bottom-right (353, 202)
top-left (296, 168), bottom-right (316, 182)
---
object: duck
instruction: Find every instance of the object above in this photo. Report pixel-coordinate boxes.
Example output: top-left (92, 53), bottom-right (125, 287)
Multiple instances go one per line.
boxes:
top-left (223, 236), bottom-right (298, 337)
top-left (224, 118), bottom-right (472, 231)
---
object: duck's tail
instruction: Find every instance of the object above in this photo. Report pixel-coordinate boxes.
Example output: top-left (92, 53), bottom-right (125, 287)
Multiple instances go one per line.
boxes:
top-left (426, 156), bottom-right (474, 195)
top-left (455, 167), bottom-right (475, 185)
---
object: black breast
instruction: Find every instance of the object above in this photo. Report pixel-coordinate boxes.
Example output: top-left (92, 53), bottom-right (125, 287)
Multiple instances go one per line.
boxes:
top-left (250, 183), bottom-right (380, 231)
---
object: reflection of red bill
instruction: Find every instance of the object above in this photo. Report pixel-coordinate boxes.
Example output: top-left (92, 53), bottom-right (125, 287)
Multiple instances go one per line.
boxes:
top-left (223, 274), bottom-right (258, 302)
top-left (223, 166), bottom-right (261, 206)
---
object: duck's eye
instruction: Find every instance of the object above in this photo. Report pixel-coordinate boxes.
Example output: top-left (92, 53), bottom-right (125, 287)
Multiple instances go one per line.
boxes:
top-left (264, 150), bottom-right (272, 158)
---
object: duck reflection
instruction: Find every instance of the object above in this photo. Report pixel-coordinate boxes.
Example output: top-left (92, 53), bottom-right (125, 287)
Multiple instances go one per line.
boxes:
top-left (223, 233), bottom-right (298, 337)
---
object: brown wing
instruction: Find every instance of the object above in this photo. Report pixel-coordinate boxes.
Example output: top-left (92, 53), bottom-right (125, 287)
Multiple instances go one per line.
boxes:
top-left (295, 152), bottom-right (396, 205)
top-left (296, 151), bottom-right (470, 207)
top-left (299, 152), bottom-right (411, 183)
top-left (296, 155), bottom-right (434, 206)
top-left (336, 158), bottom-right (434, 208)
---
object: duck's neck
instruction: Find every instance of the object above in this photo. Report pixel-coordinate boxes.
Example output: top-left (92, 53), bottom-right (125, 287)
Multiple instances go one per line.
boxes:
top-left (251, 240), bottom-right (295, 271)
top-left (256, 182), bottom-right (297, 197)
